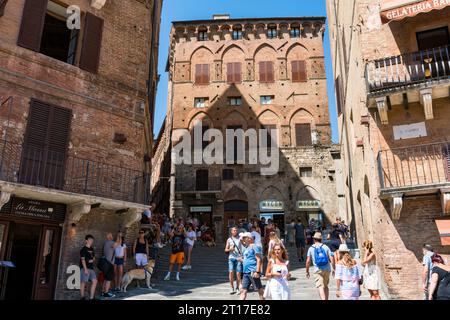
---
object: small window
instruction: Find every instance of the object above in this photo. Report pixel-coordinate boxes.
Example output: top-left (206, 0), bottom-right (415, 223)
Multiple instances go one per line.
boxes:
top-left (232, 29), bottom-right (243, 40)
top-left (196, 169), bottom-right (209, 191)
top-left (300, 167), bottom-right (313, 178)
top-left (260, 95), bottom-right (274, 105)
top-left (223, 169), bottom-right (234, 180)
top-left (416, 27), bottom-right (449, 51)
top-left (194, 97), bottom-right (209, 108)
top-left (229, 97), bottom-right (242, 106)
top-left (198, 30), bottom-right (208, 41)
top-left (267, 27), bottom-right (277, 39)
top-left (290, 27), bottom-right (301, 38)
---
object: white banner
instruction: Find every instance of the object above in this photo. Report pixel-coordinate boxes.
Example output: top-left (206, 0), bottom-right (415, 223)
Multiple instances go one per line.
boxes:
top-left (393, 122), bottom-right (427, 140)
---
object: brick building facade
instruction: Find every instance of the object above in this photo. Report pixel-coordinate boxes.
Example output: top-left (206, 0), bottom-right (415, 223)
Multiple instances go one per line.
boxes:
top-left (159, 15), bottom-right (341, 242)
top-left (326, 0), bottom-right (450, 299)
top-left (0, 0), bottom-right (162, 299)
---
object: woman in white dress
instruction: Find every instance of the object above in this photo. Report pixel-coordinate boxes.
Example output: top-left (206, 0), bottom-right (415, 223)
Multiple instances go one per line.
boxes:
top-left (362, 240), bottom-right (381, 300)
top-left (264, 244), bottom-right (291, 300)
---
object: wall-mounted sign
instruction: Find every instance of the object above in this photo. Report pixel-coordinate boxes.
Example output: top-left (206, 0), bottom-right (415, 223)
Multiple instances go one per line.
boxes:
top-left (259, 200), bottom-right (284, 212)
top-left (0, 197), bottom-right (66, 222)
top-left (296, 200), bottom-right (321, 211)
top-left (190, 206), bottom-right (212, 213)
top-left (380, 0), bottom-right (450, 23)
top-left (393, 122), bottom-right (427, 140)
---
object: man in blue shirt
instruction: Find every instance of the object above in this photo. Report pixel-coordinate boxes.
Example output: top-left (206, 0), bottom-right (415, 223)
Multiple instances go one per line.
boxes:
top-left (306, 232), bottom-right (334, 300)
top-left (422, 244), bottom-right (434, 299)
top-left (238, 232), bottom-right (264, 300)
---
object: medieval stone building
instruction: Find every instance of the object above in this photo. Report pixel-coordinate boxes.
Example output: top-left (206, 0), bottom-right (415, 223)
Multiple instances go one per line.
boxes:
top-left (158, 15), bottom-right (341, 242)
top-left (0, 0), bottom-right (162, 299)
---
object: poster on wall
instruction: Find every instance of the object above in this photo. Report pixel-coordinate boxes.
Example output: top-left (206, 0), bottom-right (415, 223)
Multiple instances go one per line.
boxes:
top-left (393, 122), bottom-right (427, 140)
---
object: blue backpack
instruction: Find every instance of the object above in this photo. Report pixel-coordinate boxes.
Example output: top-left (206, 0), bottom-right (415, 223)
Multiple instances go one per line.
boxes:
top-left (314, 244), bottom-right (329, 267)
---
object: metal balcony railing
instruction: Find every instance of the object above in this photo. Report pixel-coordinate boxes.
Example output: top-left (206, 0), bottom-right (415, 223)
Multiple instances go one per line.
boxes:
top-left (377, 142), bottom-right (450, 190)
top-left (366, 45), bottom-right (450, 93)
top-left (175, 176), bottom-right (222, 192)
top-left (0, 140), bottom-right (150, 204)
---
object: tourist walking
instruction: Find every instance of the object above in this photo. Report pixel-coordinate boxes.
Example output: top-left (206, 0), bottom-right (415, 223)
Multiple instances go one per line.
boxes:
top-left (79, 235), bottom-right (98, 300)
top-left (306, 232), bottom-right (334, 300)
top-left (113, 233), bottom-right (127, 292)
top-left (428, 253), bottom-right (450, 300)
top-left (328, 223), bottom-right (345, 263)
top-left (335, 244), bottom-right (362, 300)
top-left (251, 225), bottom-right (263, 252)
top-left (133, 229), bottom-right (150, 267)
top-left (362, 240), bottom-right (380, 299)
top-left (239, 232), bottom-right (264, 300)
top-left (264, 244), bottom-right (291, 300)
top-left (164, 225), bottom-right (186, 281)
top-left (286, 219), bottom-right (295, 248)
top-left (267, 231), bottom-right (284, 257)
top-left (422, 244), bottom-right (434, 299)
top-left (182, 224), bottom-right (197, 270)
top-left (98, 233), bottom-right (116, 298)
top-left (294, 218), bottom-right (306, 262)
top-left (225, 227), bottom-right (243, 294)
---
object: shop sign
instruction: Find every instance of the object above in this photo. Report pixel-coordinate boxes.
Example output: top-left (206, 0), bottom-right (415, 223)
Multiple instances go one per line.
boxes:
top-left (1, 197), bottom-right (66, 222)
top-left (259, 200), bottom-right (284, 212)
top-left (296, 200), bottom-right (321, 211)
top-left (380, 0), bottom-right (450, 23)
top-left (190, 206), bottom-right (212, 213)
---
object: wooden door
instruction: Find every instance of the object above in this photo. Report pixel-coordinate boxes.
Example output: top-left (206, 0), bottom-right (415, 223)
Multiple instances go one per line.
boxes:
top-left (33, 225), bottom-right (61, 300)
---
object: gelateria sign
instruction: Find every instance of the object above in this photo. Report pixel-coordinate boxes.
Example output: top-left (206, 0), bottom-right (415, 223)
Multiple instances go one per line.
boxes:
top-left (259, 200), bottom-right (284, 212)
top-left (380, 0), bottom-right (450, 23)
top-left (296, 200), bottom-right (321, 211)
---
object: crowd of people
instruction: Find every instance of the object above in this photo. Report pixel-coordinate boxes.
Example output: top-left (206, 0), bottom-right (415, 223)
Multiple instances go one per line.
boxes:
top-left (78, 206), bottom-right (449, 301)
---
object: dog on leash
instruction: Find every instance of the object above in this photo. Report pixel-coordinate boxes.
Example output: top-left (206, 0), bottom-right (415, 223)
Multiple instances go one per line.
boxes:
top-left (120, 260), bottom-right (155, 292)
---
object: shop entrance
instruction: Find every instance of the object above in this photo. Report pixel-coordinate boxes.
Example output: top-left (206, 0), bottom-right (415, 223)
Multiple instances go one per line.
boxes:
top-left (224, 200), bottom-right (248, 239)
top-left (259, 213), bottom-right (286, 239)
top-left (0, 221), bottom-right (61, 300)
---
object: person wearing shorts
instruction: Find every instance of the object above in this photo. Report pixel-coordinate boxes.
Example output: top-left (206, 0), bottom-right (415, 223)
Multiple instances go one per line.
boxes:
top-left (239, 232), bottom-right (264, 300)
top-left (294, 219), bottom-right (306, 262)
top-left (113, 233), bottom-right (127, 292)
top-left (133, 229), bottom-right (149, 267)
top-left (306, 232), bottom-right (334, 300)
top-left (80, 235), bottom-right (98, 300)
top-left (164, 225), bottom-right (186, 281)
top-left (225, 227), bottom-right (243, 294)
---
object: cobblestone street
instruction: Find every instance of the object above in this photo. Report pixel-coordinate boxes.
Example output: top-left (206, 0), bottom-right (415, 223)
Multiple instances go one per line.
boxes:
top-left (113, 244), bottom-right (374, 300)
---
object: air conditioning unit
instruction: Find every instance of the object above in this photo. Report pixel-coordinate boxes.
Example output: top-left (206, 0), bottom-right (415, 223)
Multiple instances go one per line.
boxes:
top-left (91, 0), bottom-right (106, 10)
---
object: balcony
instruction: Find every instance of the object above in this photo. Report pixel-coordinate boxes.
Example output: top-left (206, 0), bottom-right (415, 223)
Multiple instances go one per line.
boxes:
top-left (366, 45), bottom-right (450, 94)
top-left (175, 177), bottom-right (222, 194)
top-left (377, 141), bottom-right (450, 219)
top-left (0, 141), bottom-right (150, 205)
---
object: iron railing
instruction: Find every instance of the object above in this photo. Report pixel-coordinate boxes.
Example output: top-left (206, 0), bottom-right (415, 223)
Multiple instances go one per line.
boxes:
top-left (377, 141), bottom-right (450, 190)
top-left (0, 141), bottom-right (150, 204)
top-left (176, 176), bottom-right (222, 192)
top-left (366, 45), bottom-right (450, 93)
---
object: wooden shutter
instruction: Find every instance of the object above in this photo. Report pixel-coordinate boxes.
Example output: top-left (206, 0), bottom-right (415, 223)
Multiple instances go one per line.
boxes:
top-left (266, 62), bottom-right (274, 83)
top-left (227, 63), bottom-right (234, 83)
top-left (259, 62), bottom-right (266, 82)
top-left (295, 123), bottom-right (312, 146)
top-left (79, 12), bottom-right (104, 73)
top-left (234, 62), bottom-right (241, 83)
top-left (21, 100), bottom-right (72, 189)
top-left (195, 64), bottom-right (202, 84)
top-left (292, 60), bottom-right (307, 82)
top-left (292, 61), bottom-right (300, 82)
top-left (203, 64), bottom-right (210, 84)
top-left (263, 124), bottom-right (276, 148)
top-left (17, 0), bottom-right (48, 51)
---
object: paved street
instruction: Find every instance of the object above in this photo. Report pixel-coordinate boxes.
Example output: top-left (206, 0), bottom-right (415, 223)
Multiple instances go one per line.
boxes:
top-left (113, 243), bottom-right (373, 300)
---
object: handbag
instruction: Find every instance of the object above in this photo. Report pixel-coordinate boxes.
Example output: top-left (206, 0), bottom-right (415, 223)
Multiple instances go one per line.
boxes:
top-left (263, 279), bottom-right (272, 299)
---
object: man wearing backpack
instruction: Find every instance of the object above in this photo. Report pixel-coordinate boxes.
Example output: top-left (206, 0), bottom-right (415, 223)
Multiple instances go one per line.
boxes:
top-left (306, 232), bottom-right (334, 300)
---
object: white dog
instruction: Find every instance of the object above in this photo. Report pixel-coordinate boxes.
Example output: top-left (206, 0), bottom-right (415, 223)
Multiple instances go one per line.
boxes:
top-left (120, 260), bottom-right (155, 292)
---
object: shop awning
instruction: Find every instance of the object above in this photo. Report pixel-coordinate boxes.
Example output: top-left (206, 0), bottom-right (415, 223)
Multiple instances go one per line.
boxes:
top-left (380, 0), bottom-right (450, 23)
top-left (435, 218), bottom-right (450, 246)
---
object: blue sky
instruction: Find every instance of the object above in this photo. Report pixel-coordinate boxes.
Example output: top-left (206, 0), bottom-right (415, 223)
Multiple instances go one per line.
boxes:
top-left (154, 0), bottom-right (338, 143)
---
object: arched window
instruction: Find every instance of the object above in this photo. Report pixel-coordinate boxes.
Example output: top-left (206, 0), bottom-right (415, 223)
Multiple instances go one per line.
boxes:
top-left (232, 26), bottom-right (243, 40)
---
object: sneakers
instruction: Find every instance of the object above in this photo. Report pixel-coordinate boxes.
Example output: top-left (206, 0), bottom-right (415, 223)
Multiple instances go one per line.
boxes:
top-left (155, 243), bottom-right (163, 249)
top-left (176, 273), bottom-right (180, 281)
top-left (182, 265), bottom-right (191, 270)
top-left (101, 291), bottom-right (116, 298)
top-left (164, 273), bottom-right (171, 281)
top-left (230, 289), bottom-right (236, 295)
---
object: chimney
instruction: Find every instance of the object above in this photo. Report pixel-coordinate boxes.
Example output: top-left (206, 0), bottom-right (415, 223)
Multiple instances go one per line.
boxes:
top-left (213, 14), bottom-right (230, 20)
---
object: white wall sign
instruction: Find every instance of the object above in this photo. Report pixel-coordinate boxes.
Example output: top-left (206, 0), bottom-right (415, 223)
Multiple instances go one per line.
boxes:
top-left (393, 122), bottom-right (427, 140)
top-left (190, 206), bottom-right (212, 213)
top-left (259, 200), bottom-right (284, 212)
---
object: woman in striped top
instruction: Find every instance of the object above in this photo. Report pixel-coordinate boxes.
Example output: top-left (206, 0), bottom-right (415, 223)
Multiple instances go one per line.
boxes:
top-left (335, 244), bottom-right (361, 300)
